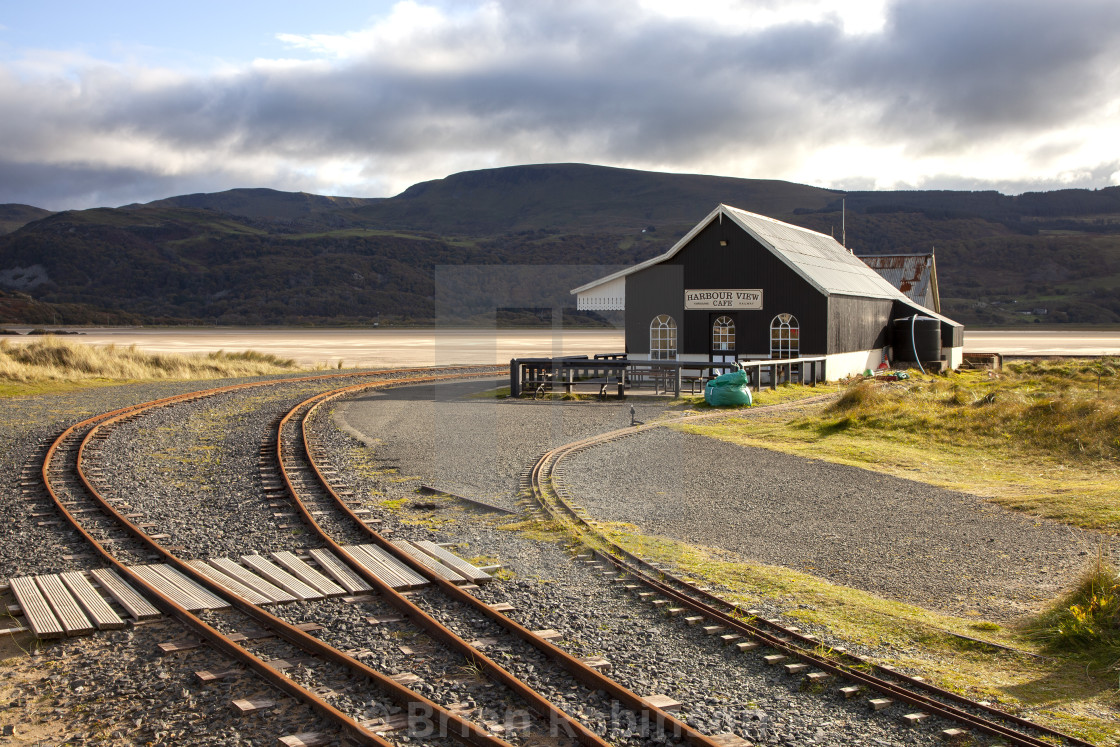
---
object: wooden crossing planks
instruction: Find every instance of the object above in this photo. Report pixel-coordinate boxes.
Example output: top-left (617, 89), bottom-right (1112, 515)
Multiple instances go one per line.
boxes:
top-left (10, 576), bottom-right (64, 638)
top-left (412, 540), bottom-right (492, 583)
top-left (391, 541), bottom-right (469, 583)
top-left (130, 565), bottom-right (231, 612)
top-left (307, 548), bottom-right (371, 594)
top-left (239, 555), bottom-right (322, 601)
top-left (187, 560), bottom-right (273, 606)
top-left (35, 575), bottom-right (95, 636)
top-left (342, 544), bottom-right (428, 590)
top-left (150, 565), bottom-right (232, 611)
top-left (58, 571), bottom-right (126, 630)
top-left (90, 568), bottom-right (161, 621)
top-left (270, 551), bottom-right (345, 597)
top-left (208, 558), bottom-right (296, 604)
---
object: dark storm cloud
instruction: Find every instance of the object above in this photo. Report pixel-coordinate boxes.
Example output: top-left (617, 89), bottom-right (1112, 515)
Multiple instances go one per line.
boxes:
top-left (834, 0), bottom-right (1120, 143)
top-left (2, 0), bottom-right (1118, 209)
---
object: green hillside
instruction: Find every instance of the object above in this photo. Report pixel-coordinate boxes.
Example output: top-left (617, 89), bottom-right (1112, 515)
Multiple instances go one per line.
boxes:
top-left (0, 164), bottom-right (1118, 326)
top-left (349, 163), bottom-right (840, 235)
top-left (0, 204), bottom-right (54, 235)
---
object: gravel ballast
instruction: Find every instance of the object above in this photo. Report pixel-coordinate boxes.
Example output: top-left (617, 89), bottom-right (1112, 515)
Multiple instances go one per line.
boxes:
top-left (1, 374), bottom-right (1104, 744)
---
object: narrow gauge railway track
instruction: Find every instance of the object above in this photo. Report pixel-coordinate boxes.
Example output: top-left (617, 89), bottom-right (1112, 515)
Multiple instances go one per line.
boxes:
top-left (275, 380), bottom-right (749, 747)
top-left (525, 402), bottom-right (1096, 747)
top-left (40, 367), bottom-right (528, 747)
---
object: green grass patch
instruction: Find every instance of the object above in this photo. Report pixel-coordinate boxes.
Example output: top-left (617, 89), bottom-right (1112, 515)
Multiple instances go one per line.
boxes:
top-left (677, 362), bottom-right (1120, 532)
top-left (1025, 555), bottom-right (1120, 672)
top-left (598, 523), bottom-right (1119, 743)
top-left (668, 381), bottom-right (836, 410)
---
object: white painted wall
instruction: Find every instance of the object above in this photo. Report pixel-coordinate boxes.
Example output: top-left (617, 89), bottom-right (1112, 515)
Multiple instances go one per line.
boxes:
top-left (824, 349), bottom-right (884, 380)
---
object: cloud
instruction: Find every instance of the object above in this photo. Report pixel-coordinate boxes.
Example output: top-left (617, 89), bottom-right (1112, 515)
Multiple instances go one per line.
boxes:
top-left (1, 0), bottom-right (1119, 209)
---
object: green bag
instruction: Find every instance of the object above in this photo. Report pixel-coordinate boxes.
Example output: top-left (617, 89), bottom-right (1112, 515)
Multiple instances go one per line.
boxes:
top-left (704, 365), bottom-right (753, 407)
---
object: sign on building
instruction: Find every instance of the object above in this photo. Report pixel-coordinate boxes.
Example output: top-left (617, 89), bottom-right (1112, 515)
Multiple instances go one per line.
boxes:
top-left (684, 289), bottom-right (763, 310)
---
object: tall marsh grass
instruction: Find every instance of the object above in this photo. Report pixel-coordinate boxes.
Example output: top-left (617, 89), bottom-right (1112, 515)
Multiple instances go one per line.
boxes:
top-left (0, 335), bottom-right (300, 386)
top-left (818, 359), bottom-right (1120, 463)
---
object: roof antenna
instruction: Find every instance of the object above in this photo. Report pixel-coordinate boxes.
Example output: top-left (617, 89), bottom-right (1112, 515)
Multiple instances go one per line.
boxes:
top-left (842, 197), bottom-right (848, 252)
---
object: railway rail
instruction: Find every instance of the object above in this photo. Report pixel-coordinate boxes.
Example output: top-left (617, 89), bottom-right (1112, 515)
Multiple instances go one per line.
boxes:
top-left (36, 367), bottom-right (550, 747)
top-left (276, 378), bottom-right (750, 746)
top-left (523, 400), bottom-right (1097, 747)
top-left (19, 370), bottom-right (1098, 746)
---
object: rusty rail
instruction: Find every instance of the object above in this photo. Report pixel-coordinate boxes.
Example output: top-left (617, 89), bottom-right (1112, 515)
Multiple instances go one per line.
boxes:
top-left (41, 367), bottom-right (511, 747)
top-left (525, 400), bottom-right (1096, 747)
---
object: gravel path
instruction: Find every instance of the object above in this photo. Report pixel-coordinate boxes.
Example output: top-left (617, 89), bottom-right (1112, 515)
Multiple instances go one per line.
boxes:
top-left (0, 374), bottom-right (1098, 745)
top-left (338, 385), bottom-right (1098, 621)
top-left (560, 427), bottom-right (1097, 621)
top-left (334, 380), bottom-right (665, 509)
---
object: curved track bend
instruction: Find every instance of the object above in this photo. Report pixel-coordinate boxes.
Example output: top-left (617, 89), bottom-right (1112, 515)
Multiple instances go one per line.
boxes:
top-left (524, 400), bottom-right (1095, 747)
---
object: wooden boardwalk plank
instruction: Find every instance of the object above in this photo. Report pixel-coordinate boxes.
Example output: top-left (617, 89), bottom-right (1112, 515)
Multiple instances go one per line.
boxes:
top-left (9, 577), bottom-right (64, 638)
top-left (187, 561), bottom-right (273, 606)
top-left (89, 568), bottom-right (161, 621)
top-left (149, 565), bottom-right (232, 610)
top-left (130, 565), bottom-right (207, 612)
top-left (341, 545), bottom-right (418, 590)
top-left (391, 541), bottom-right (468, 583)
top-left (58, 571), bottom-right (126, 630)
top-left (270, 551), bottom-right (345, 597)
top-left (340, 545), bottom-right (408, 589)
top-left (239, 556), bottom-right (322, 601)
top-left (357, 544), bottom-right (428, 588)
top-left (307, 548), bottom-right (371, 594)
top-left (129, 565), bottom-right (225, 612)
top-left (413, 540), bottom-right (492, 583)
top-left (35, 575), bottom-right (95, 636)
top-left (208, 558), bottom-right (296, 604)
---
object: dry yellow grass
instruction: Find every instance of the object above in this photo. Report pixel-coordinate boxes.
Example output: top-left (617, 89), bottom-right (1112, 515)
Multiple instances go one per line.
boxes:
top-left (677, 361), bottom-right (1120, 532)
top-left (0, 335), bottom-right (300, 395)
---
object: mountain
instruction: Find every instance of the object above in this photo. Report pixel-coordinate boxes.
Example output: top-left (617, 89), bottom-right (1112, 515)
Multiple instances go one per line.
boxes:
top-left (1, 163), bottom-right (1119, 326)
top-left (138, 188), bottom-right (377, 222)
top-left (0, 204), bottom-right (54, 235)
top-left (349, 163), bottom-right (840, 234)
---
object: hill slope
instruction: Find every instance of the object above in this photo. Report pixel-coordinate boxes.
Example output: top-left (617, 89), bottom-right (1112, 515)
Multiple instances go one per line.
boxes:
top-left (0, 204), bottom-right (54, 235)
top-left (0, 163), bottom-right (1118, 326)
top-left (349, 163), bottom-right (840, 234)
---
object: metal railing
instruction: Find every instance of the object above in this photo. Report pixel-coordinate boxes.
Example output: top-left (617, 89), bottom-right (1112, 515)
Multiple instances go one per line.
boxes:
top-left (510, 355), bottom-right (827, 398)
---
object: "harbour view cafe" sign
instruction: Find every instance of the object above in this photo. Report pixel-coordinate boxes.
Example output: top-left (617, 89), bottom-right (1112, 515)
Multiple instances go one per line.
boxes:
top-left (684, 289), bottom-right (763, 310)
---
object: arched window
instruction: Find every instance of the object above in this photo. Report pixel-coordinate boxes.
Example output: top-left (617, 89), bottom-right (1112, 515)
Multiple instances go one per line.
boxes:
top-left (770, 313), bottom-right (799, 359)
top-left (650, 314), bottom-right (677, 360)
top-left (712, 315), bottom-right (735, 352)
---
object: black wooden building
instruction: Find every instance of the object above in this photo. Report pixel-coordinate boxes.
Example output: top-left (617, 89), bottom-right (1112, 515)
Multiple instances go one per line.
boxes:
top-left (572, 204), bottom-right (963, 378)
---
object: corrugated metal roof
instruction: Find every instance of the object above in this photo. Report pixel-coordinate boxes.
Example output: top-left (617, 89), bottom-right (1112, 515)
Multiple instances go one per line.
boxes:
top-left (571, 204), bottom-right (960, 328)
top-left (858, 253), bottom-right (937, 311)
top-left (573, 204), bottom-right (908, 301)
top-left (720, 205), bottom-right (908, 301)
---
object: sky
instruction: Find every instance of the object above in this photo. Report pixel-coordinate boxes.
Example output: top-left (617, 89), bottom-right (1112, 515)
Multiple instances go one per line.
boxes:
top-left (1, 0), bottom-right (1119, 210)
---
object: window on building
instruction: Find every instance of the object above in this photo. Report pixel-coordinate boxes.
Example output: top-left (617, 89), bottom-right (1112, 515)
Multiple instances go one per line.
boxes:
top-left (650, 314), bottom-right (677, 360)
top-left (770, 313), bottom-right (799, 359)
top-left (712, 315), bottom-right (735, 352)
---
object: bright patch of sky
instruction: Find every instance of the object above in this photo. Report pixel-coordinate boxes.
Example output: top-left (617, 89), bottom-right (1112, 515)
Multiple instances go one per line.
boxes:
top-left (1, 0), bottom-right (1118, 209)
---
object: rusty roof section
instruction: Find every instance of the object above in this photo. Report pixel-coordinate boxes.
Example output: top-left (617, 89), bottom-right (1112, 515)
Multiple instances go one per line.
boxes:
top-left (858, 253), bottom-right (940, 313)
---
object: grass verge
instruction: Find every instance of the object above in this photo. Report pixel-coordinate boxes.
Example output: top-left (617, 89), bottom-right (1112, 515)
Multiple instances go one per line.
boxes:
top-left (596, 522), bottom-right (1120, 745)
top-left (675, 361), bottom-right (1120, 533)
top-left (0, 335), bottom-right (301, 396)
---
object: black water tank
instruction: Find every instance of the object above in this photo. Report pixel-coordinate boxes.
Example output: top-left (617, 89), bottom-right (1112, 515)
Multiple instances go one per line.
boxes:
top-left (893, 316), bottom-right (941, 361)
